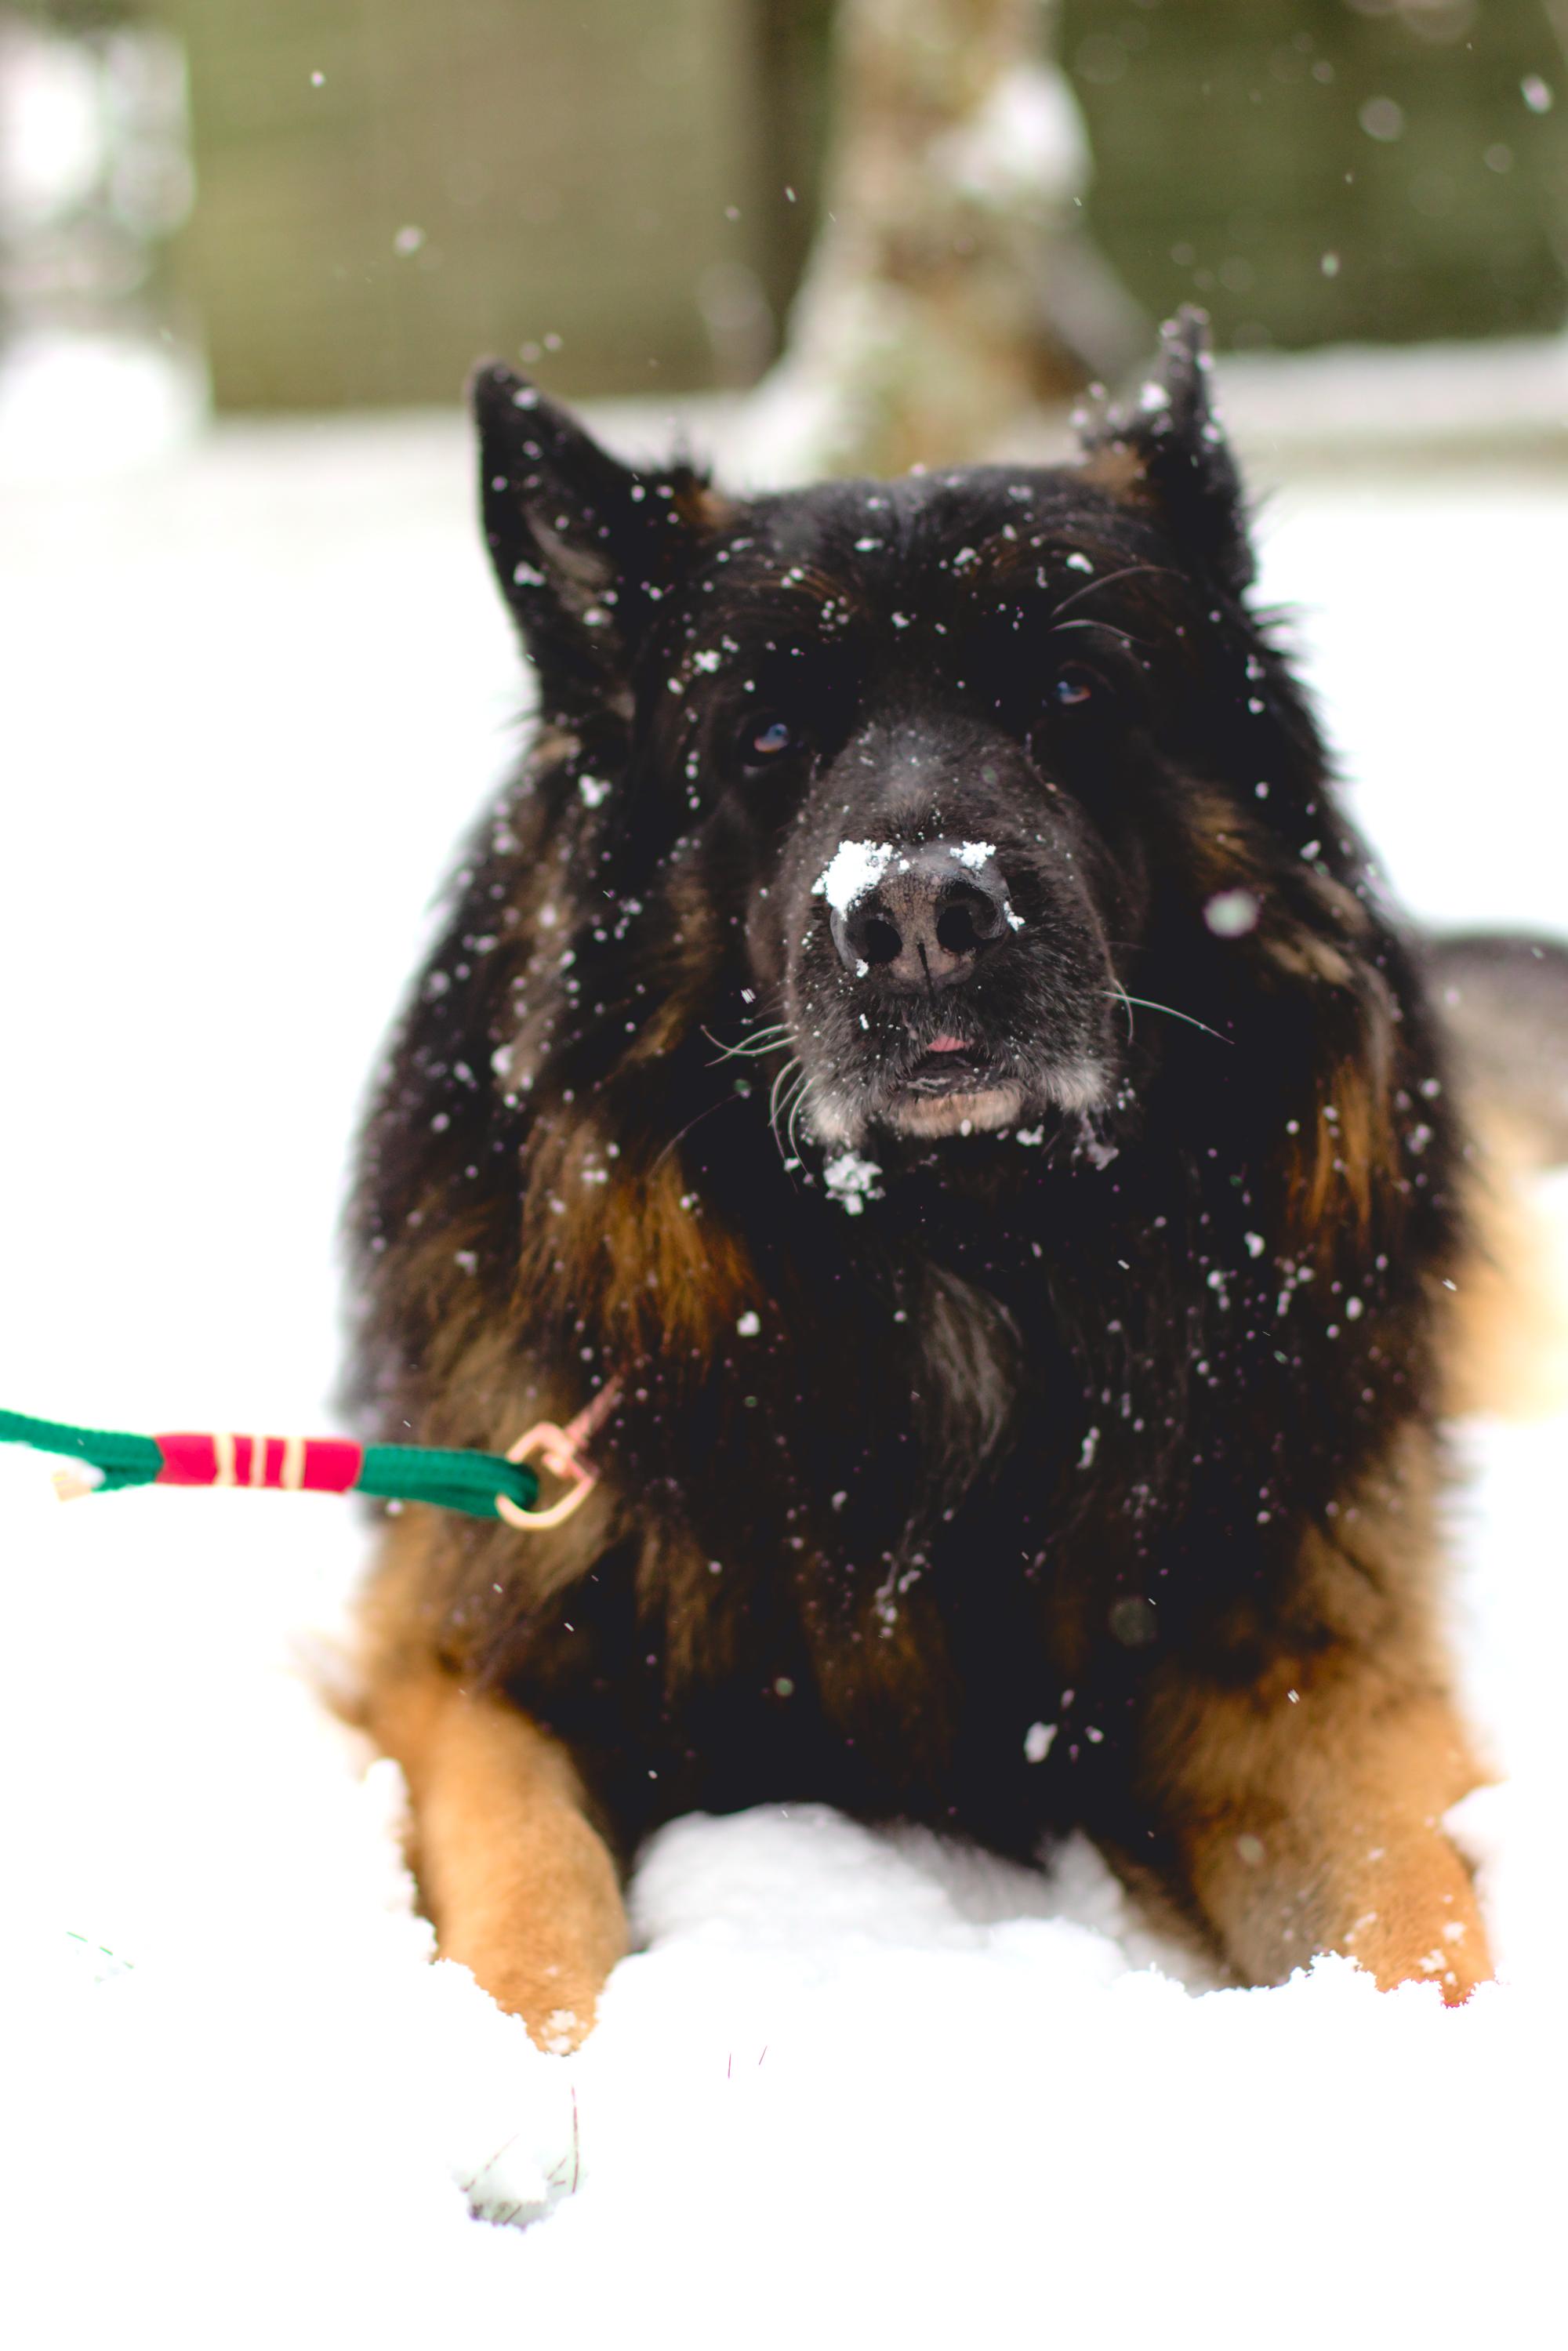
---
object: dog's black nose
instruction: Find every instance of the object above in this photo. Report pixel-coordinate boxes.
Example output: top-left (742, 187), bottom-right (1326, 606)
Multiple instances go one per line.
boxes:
top-left (830, 842), bottom-right (1014, 992)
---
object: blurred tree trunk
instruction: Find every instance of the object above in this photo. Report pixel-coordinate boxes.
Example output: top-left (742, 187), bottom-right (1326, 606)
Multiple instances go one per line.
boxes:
top-left (746, 0), bottom-right (1142, 480)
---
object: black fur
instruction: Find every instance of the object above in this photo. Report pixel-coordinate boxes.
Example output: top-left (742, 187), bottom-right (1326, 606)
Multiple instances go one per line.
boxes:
top-left (349, 311), bottom-right (1465, 1874)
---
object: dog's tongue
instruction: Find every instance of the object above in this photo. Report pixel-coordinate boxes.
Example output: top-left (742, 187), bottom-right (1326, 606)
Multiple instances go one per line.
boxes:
top-left (927, 1033), bottom-right (969, 1054)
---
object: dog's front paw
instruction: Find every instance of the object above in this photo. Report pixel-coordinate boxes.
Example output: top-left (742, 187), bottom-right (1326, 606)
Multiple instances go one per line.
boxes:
top-left (479, 1961), bottom-right (603, 2054)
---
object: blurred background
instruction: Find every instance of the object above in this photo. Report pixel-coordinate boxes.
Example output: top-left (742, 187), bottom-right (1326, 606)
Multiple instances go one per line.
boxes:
top-left (5, 19), bottom-right (1568, 2317)
top-left (2, 0), bottom-right (1566, 463)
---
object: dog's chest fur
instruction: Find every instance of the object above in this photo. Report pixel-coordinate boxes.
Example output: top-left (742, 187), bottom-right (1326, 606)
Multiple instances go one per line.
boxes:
top-left (487, 1214), bottom-right (1212, 1856)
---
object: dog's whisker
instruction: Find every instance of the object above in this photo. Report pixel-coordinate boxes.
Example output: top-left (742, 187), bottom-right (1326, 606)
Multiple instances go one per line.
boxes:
top-left (768, 1055), bottom-right (806, 1157)
top-left (1108, 991), bottom-right (1231, 1044)
top-left (785, 1071), bottom-right (814, 1165)
top-left (768, 1053), bottom-right (800, 1127)
top-left (701, 1023), bottom-right (793, 1064)
top-left (649, 1095), bottom-right (731, 1174)
top-left (1051, 616), bottom-right (1152, 653)
top-left (780, 1068), bottom-right (812, 1163)
top-left (766, 1055), bottom-right (809, 1156)
top-left (1050, 561), bottom-right (1182, 623)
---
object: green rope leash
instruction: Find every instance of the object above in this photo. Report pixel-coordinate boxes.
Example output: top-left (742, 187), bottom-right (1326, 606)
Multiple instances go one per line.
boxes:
top-left (356, 1442), bottom-right (540, 1521)
top-left (0, 1409), bottom-right (162, 1495)
top-left (0, 1407), bottom-right (544, 1524)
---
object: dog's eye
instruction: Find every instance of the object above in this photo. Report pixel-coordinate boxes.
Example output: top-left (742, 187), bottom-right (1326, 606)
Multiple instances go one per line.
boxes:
top-left (739, 713), bottom-right (802, 768)
top-left (1052, 666), bottom-right (1096, 710)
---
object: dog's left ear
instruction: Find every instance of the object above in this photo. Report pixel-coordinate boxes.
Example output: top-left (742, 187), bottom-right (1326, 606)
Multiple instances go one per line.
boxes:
top-left (471, 362), bottom-right (731, 716)
top-left (1079, 308), bottom-right (1253, 596)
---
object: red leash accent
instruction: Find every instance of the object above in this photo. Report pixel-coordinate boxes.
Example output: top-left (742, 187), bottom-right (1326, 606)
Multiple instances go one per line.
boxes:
top-left (154, 1432), bottom-right (364, 1494)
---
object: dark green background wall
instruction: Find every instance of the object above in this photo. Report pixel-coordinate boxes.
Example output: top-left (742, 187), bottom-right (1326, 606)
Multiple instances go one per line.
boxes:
top-left (153, 0), bottom-right (1566, 410)
top-left (158, 0), bottom-right (829, 408)
top-left (1063, 0), bottom-right (1568, 350)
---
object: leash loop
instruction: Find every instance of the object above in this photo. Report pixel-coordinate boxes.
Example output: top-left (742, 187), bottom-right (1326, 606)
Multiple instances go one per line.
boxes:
top-left (495, 1379), bottom-right (621, 1530)
top-left (496, 1423), bottom-right (599, 1529)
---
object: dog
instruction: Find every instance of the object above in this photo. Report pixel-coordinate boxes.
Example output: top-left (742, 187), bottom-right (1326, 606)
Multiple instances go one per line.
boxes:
top-left (348, 308), bottom-right (1548, 2048)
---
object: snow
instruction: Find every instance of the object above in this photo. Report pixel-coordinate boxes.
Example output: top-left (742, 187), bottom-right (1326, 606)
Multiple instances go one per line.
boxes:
top-left (927, 61), bottom-right (1089, 210)
top-left (3, 392), bottom-right (1568, 2348)
top-left (1203, 886), bottom-right (1261, 937)
top-left (813, 836), bottom-right (898, 912)
top-left (821, 1148), bottom-right (885, 1214)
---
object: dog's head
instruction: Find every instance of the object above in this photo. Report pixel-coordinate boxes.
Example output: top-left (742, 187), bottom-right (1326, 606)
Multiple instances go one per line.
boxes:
top-left (474, 313), bottom-right (1350, 1162)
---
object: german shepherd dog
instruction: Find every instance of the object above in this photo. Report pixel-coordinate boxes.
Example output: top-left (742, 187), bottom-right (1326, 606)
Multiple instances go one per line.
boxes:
top-left (350, 310), bottom-right (1532, 2047)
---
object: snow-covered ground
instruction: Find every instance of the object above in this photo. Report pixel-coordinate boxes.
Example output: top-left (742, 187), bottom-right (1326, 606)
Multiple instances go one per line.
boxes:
top-left (3, 394), bottom-right (1567, 2348)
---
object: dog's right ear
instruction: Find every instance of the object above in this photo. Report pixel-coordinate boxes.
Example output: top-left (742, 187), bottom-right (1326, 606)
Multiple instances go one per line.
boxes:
top-left (471, 363), bottom-right (725, 717)
top-left (1078, 310), bottom-right (1254, 597)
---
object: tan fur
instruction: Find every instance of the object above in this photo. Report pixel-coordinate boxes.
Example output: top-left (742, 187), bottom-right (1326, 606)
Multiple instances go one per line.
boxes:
top-left (1181, 786), bottom-right (1372, 963)
top-left (1445, 1106), bottom-right (1568, 1419)
top-left (670, 477), bottom-right (739, 537)
top-left (1290, 1058), bottom-right (1388, 1247)
top-left (360, 1533), bottom-right (626, 2049)
top-left (1142, 1658), bottom-right (1489, 2001)
top-left (1079, 439), bottom-right (1147, 501)
top-left (517, 1137), bottom-right (757, 1362)
top-left (1136, 1464), bottom-right (1492, 2001)
top-left (1266, 932), bottom-right (1355, 988)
